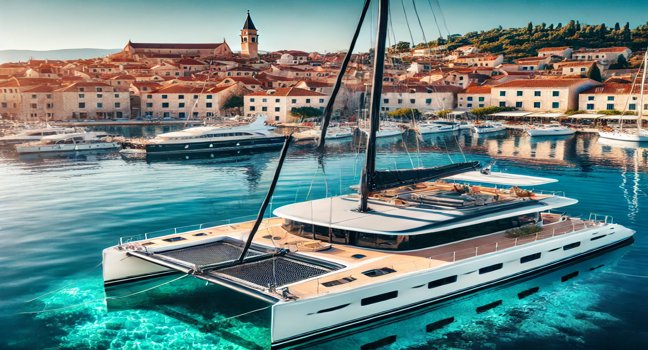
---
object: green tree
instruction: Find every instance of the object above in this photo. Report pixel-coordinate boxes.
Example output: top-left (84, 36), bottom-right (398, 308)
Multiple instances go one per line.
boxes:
top-left (291, 106), bottom-right (323, 121)
top-left (223, 95), bottom-right (243, 109)
top-left (587, 64), bottom-right (603, 82)
top-left (609, 54), bottom-right (629, 69)
top-left (391, 41), bottom-right (411, 53)
top-left (527, 22), bottom-right (533, 34)
top-left (470, 106), bottom-right (516, 117)
top-left (614, 22), bottom-right (621, 31)
top-left (387, 108), bottom-right (421, 120)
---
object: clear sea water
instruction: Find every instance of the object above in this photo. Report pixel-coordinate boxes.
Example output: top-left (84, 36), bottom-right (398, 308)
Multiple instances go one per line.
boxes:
top-left (0, 130), bottom-right (646, 349)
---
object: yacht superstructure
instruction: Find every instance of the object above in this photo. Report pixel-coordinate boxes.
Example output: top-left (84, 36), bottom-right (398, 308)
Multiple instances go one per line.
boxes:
top-left (146, 116), bottom-right (285, 155)
top-left (0, 127), bottom-right (77, 145)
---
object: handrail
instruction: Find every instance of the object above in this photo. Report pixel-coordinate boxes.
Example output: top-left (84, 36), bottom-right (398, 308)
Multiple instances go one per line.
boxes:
top-left (118, 214), bottom-right (259, 245)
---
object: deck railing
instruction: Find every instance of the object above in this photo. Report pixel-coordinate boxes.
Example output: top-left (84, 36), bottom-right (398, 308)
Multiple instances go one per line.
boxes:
top-left (118, 214), bottom-right (259, 245)
top-left (308, 217), bottom-right (605, 297)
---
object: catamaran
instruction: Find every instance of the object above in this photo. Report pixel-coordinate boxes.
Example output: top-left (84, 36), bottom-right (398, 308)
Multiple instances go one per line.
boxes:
top-left (598, 48), bottom-right (648, 142)
top-left (145, 116), bottom-right (286, 155)
top-left (101, 1), bottom-right (635, 348)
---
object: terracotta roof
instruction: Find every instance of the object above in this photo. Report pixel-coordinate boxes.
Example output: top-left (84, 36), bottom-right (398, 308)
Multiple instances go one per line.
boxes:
top-left (246, 87), bottom-right (325, 97)
top-left (128, 42), bottom-right (225, 49)
top-left (23, 84), bottom-right (59, 93)
top-left (461, 85), bottom-right (492, 94)
top-left (177, 58), bottom-right (207, 66)
top-left (382, 85), bottom-right (462, 93)
top-left (582, 82), bottom-right (647, 94)
top-left (538, 46), bottom-right (570, 52)
top-left (56, 81), bottom-right (112, 92)
top-left (222, 76), bottom-right (262, 84)
top-left (494, 78), bottom-right (596, 88)
top-left (574, 47), bottom-right (631, 53)
top-left (557, 60), bottom-right (596, 68)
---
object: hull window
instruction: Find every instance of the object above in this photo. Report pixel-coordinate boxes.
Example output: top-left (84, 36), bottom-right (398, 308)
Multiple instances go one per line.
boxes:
top-left (563, 242), bottom-right (581, 250)
top-left (561, 271), bottom-right (579, 282)
top-left (426, 317), bottom-right (455, 332)
top-left (591, 235), bottom-right (606, 241)
top-left (517, 286), bottom-right (540, 299)
top-left (361, 291), bottom-right (398, 306)
top-left (317, 303), bottom-right (350, 314)
top-left (476, 300), bottom-right (503, 313)
top-left (428, 275), bottom-right (458, 288)
top-left (479, 263), bottom-right (503, 274)
top-left (520, 252), bottom-right (541, 263)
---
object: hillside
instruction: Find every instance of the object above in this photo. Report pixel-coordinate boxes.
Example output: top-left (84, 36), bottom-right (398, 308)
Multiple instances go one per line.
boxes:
top-left (398, 21), bottom-right (648, 61)
top-left (0, 48), bottom-right (119, 63)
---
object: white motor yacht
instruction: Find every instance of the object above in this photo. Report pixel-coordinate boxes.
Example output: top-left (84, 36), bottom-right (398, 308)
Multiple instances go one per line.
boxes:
top-left (526, 122), bottom-right (575, 137)
top-left (15, 131), bottom-right (120, 154)
top-left (473, 122), bottom-right (506, 134)
top-left (293, 126), bottom-right (354, 141)
top-left (0, 126), bottom-right (78, 145)
top-left (146, 116), bottom-right (286, 155)
top-left (416, 121), bottom-right (459, 134)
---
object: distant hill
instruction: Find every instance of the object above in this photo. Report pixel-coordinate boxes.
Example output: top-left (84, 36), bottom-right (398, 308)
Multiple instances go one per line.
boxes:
top-left (0, 48), bottom-right (120, 63)
top-left (393, 21), bottom-right (648, 61)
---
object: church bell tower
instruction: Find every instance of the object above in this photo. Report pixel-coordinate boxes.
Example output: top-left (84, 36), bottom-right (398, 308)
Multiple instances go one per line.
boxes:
top-left (240, 11), bottom-right (258, 59)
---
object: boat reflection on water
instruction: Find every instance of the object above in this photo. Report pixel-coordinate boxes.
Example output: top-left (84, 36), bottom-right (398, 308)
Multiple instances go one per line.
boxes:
top-left (17, 148), bottom-right (118, 163)
top-left (104, 237), bottom-right (632, 350)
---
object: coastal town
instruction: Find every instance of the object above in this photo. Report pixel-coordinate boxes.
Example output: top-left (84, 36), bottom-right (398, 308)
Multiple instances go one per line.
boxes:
top-left (0, 12), bottom-right (646, 129)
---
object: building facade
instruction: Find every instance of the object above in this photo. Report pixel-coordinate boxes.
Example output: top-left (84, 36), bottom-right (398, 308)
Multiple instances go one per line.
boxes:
top-left (244, 87), bottom-right (328, 123)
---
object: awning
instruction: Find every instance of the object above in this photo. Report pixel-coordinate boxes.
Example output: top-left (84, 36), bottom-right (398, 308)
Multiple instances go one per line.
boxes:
top-left (598, 115), bottom-right (639, 121)
top-left (488, 111), bottom-right (533, 117)
top-left (565, 113), bottom-right (604, 120)
top-left (525, 112), bottom-right (565, 118)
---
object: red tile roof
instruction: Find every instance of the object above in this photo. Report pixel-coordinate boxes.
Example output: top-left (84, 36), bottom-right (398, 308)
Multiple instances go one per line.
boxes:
top-left (494, 78), bottom-right (597, 88)
top-left (538, 46), bottom-right (570, 52)
top-left (23, 84), bottom-right (59, 93)
top-left (246, 87), bottom-right (325, 97)
top-left (461, 85), bottom-right (492, 94)
top-left (129, 42), bottom-right (225, 49)
top-left (582, 82), bottom-right (646, 94)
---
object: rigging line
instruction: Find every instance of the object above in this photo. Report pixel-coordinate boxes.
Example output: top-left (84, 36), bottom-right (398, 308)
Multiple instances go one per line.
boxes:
top-left (433, 0), bottom-right (450, 37)
top-left (426, 0), bottom-right (444, 41)
top-left (387, 2), bottom-right (398, 48)
top-left (19, 274), bottom-right (190, 315)
top-left (619, 50), bottom-right (645, 130)
top-left (24, 261), bottom-right (103, 303)
top-left (411, 0), bottom-right (428, 44)
top-left (400, 0), bottom-right (416, 47)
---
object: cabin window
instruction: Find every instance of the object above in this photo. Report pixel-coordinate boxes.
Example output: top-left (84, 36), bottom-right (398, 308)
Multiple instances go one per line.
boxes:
top-left (361, 291), bottom-right (398, 306)
top-left (479, 263), bottom-right (503, 274)
top-left (428, 275), bottom-right (457, 288)
top-left (520, 252), bottom-right (541, 263)
top-left (591, 235), bottom-right (606, 241)
top-left (563, 242), bottom-right (581, 250)
top-left (316, 304), bottom-right (350, 313)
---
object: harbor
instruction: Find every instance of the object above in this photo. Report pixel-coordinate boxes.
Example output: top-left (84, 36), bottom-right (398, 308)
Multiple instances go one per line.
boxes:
top-left (1, 126), bottom-right (647, 349)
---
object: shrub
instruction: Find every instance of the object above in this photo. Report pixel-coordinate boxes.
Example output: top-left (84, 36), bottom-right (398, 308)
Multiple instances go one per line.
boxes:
top-left (505, 225), bottom-right (542, 238)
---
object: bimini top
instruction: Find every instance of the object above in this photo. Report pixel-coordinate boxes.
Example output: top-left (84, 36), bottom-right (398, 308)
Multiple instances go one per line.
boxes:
top-left (273, 183), bottom-right (577, 235)
top-left (444, 171), bottom-right (557, 186)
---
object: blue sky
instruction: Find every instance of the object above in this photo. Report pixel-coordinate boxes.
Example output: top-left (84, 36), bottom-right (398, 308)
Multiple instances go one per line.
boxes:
top-left (0, 0), bottom-right (646, 52)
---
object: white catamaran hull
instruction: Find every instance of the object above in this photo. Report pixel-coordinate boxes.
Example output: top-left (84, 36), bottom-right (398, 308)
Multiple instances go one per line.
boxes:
top-left (16, 142), bottom-right (120, 154)
top-left (270, 224), bottom-right (633, 346)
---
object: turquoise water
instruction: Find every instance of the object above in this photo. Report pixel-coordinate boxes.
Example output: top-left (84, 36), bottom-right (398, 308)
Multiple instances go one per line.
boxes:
top-left (0, 131), bottom-right (646, 349)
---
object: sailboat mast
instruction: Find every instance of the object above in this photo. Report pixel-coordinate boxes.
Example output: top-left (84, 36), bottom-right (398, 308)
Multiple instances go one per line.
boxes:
top-left (638, 49), bottom-right (648, 130)
top-left (359, 0), bottom-right (389, 212)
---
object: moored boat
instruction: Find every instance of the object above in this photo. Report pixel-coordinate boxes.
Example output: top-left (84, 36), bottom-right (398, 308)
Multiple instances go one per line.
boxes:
top-left (0, 126), bottom-right (78, 145)
top-left (526, 123), bottom-right (575, 137)
top-left (15, 131), bottom-right (120, 154)
top-left (473, 121), bottom-right (506, 134)
top-left (146, 116), bottom-right (286, 155)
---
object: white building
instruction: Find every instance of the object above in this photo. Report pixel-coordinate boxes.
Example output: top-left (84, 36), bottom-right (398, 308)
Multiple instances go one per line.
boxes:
top-left (491, 78), bottom-right (600, 112)
top-left (572, 47), bottom-right (632, 66)
top-left (455, 54), bottom-right (503, 68)
top-left (579, 82), bottom-right (648, 114)
top-left (142, 83), bottom-right (244, 119)
top-left (380, 85), bottom-right (461, 114)
top-left (244, 87), bottom-right (328, 123)
top-left (537, 46), bottom-right (573, 58)
top-left (457, 85), bottom-right (492, 110)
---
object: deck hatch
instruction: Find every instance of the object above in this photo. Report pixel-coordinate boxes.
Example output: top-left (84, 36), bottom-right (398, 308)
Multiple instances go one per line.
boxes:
top-left (321, 276), bottom-right (356, 287)
top-left (362, 267), bottom-right (396, 277)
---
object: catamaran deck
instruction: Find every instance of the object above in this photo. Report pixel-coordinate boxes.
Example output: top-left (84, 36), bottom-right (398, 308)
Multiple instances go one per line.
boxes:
top-left (119, 211), bottom-right (602, 301)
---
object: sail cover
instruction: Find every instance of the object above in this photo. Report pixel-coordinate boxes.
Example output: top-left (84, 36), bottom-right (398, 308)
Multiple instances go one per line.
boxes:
top-left (370, 161), bottom-right (480, 191)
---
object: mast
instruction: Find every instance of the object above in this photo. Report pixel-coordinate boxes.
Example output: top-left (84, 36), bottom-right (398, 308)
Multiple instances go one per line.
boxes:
top-left (317, 0), bottom-right (372, 150)
top-left (638, 49), bottom-right (648, 131)
top-left (359, 0), bottom-right (389, 212)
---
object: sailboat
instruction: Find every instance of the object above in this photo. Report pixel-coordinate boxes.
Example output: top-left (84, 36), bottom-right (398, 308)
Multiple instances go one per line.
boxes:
top-left (101, 1), bottom-right (635, 347)
top-left (599, 48), bottom-right (648, 142)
